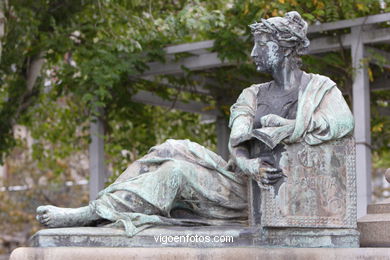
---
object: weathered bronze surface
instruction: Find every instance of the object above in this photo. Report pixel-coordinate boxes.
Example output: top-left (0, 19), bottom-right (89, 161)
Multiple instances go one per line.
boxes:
top-left (34, 11), bottom-right (358, 247)
top-left (261, 137), bottom-right (356, 228)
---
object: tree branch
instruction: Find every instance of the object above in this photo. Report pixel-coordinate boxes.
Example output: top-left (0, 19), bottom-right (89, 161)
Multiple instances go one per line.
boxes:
top-left (0, 0), bottom-right (8, 63)
top-left (12, 52), bottom-right (46, 125)
top-left (26, 52), bottom-right (45, 91)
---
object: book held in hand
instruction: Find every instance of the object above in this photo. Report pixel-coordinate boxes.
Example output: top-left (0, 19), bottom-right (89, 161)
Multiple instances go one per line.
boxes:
top-left (252, 124), bottom-right (294, 149)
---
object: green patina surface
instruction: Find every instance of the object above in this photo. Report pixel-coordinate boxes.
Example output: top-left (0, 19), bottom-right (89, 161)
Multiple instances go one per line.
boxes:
top-left (90, 73), bottom-right (354, 237)
top-left (35, 12), bottom-right (358, 248)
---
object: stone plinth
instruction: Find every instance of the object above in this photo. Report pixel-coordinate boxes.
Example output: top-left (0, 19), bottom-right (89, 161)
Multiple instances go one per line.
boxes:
top-left (30, 226), bottom-right (359, 248)
top-left (10, 247), bottom-right (390, 260)
top-left (358, 198), bottom-right (390, 247)
top-left (30, 226), bottom-right (258, 248)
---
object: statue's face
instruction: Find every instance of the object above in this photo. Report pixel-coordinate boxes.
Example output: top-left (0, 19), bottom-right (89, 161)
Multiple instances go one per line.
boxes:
top-left (251, 33), bottom-right (283, 73)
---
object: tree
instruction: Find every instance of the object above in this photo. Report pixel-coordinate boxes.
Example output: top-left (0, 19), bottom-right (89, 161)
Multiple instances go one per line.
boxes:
top-left (0, 0), bottom-right (389, 253)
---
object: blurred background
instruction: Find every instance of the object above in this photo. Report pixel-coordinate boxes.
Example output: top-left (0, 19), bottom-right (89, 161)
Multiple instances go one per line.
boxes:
top-left (0, 0), bottom-right (389, 256)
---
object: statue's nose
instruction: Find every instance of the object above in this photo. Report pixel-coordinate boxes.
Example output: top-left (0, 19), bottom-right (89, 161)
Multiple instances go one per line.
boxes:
top-left (250, 47), bottom-right (258, 58)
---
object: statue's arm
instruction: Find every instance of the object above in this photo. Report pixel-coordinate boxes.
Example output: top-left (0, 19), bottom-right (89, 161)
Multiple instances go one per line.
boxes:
top-left (228, 84), bottom-right (284, 186)
top-left (228, 128), bottom-right (261, 176)
top-left (228, 137), bottom-right (283, 186)
top-left (228, 117), bottom-right (280, 180)
top-left (228, 86), bottom-right (260, 175)
top-left (303, 86), bottom-right (354, 145)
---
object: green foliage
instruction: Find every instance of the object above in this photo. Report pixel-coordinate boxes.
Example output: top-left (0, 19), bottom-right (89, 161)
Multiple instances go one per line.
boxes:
top-left (371, 89), bottom-right (390, 168)
top-left (1, 0), bottom-right (390, 180)
top-left (1, 0), bottom-right (390, 252)
top-left (106, 104), bottom-right (216, 180)
top-left (0, 0), bottom-right (87, 162)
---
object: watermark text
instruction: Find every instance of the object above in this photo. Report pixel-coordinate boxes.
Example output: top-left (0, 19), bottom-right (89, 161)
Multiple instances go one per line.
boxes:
top-left (154, 234), bottom-right (234, 245)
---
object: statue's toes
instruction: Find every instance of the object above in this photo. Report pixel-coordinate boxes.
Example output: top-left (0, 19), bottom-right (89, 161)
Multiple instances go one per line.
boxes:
top-left (41, 214), bottom-right (49, 220)
top-left (36, 214), bottom-right (49, 225)
top-left (41, 218), bottom-right (50, 225)
top-left (36, 205), bottom-right (49, 214)
top-left (35, 215), bottom-right (48, 225)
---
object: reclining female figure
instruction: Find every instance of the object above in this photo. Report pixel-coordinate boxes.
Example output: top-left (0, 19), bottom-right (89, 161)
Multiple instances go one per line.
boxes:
top-left (36, 11), bottom-right (354, 236)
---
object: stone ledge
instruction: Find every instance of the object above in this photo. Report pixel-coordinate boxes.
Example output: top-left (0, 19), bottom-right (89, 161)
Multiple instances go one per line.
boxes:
top-left (367, 199), bottom-right (390, 214)
top-left (10, 247), bottom-right (390, 260)
top-left (30, 226), bottom-right (259, 248)
top-left (358, 213), bottom-right (390, 247)
top-left (29, 226), bottom-right (359, 248)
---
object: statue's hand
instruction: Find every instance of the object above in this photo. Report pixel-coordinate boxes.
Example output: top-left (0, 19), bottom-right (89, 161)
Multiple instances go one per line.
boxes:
top-left (235, 157), bottom-right (261, 176)
top-left (252, 156), bottom-right (286, 188)
top-left (254, 167), bottom-right (285, 188)
top-left (260, 114), bottom-right (294, 127)
top-left (235, 157), bottom-right (285, 187)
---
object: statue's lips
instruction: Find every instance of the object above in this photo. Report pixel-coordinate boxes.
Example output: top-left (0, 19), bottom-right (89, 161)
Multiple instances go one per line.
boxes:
top-left (254, 62), bottom-right (262, 70)
top-left (254, 61), bottom-right (262, 66)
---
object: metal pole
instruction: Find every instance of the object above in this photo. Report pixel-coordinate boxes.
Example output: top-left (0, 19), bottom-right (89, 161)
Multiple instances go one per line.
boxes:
top-left (89, 112), bottom-right (106, 200)
top-left (351, 26), bottom-right (372, 218)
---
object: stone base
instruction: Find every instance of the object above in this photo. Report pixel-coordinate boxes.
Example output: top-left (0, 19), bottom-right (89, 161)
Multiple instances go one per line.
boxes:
top-left (262, 227), bottom-right (359, 248)
top-left (30, 226), bottom-right (359, 248)
top-left (10, 247), bottom-right (390, 260)
top-left (30, 226), bottom-right (257, 248)
top-left (358, 199), bottom-right (390, 247)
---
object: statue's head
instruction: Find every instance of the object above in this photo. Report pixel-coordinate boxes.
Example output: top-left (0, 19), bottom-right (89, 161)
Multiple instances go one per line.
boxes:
top-left (249, 11), bottom-right (310, 73)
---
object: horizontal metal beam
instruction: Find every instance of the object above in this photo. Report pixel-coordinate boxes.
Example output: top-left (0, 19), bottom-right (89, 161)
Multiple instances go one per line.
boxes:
top-left (308, 33), bottom-right (351, 54)
top-left (308, 12), bottom-right (390, 33)
top-left (362, 27), bottom-right (390, 44)
top-left (165, 40), bottom-right (214, 55)
top-left (149, 34), bottom-right (350, 74)
top-left (140, 75), bottom-right (211, 95)
top-left (141, 15), bottom-right (390, 76)
top-left (144, 28), bottom-right (390, 75)
top-left (143, 52), bottom-right (232, 76)
top-left (309, 27), bottom-right (390, 54)
top-left (131, 90), bottom-right (219, 116)
top-left (160, 13), bottom-right (390, 56)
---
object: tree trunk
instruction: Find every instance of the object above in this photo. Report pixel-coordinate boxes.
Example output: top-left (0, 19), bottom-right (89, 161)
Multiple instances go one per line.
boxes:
top-left (0, 0), bottom-right (7, 63)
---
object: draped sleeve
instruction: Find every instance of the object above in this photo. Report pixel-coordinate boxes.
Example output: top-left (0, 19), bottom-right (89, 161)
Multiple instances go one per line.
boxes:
top-left (289, 74), bottom-right (354, 145)
top-left (228, 84), bottom-right (262, 148)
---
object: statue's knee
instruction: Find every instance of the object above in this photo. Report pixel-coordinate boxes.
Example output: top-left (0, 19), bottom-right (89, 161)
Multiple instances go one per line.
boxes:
top-left (149, 141), bottom-right (174, 157)
top-left (161, 161), bottom-right (185, 181)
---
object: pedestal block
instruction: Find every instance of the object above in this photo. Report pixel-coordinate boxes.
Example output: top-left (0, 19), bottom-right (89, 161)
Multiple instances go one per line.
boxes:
top-left (29, 226), bottom-right (258, 248)
top-left (10, 247), bottom-right (390, 260)
top-left (358, 198), bottom-right (390, 247)
top-left (29, 226), bottom-right (359, 249)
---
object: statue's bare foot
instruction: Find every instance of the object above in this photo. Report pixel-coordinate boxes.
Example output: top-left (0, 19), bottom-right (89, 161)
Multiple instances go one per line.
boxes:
top-left (36, 205), bottom-right (99, 228)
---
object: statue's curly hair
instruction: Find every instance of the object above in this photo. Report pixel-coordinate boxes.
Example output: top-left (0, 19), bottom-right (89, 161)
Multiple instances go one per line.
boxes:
top-left (249, 11), bottom-right (310, 57)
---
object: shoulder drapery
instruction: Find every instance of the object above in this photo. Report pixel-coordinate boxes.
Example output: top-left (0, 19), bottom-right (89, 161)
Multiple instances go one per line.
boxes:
top-left (289, 74), bottom-right (354, 145)
top-left (228, 74), bottom-right (354, 148)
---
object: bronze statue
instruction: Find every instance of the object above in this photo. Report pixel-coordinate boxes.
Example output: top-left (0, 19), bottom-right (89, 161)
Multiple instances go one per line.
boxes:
top-left (36, 11), bottom-right (354, 237)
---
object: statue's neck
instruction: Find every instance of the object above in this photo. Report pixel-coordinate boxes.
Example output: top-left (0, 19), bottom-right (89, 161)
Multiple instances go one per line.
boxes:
top-left (271, 60), bottom-right (303, 91)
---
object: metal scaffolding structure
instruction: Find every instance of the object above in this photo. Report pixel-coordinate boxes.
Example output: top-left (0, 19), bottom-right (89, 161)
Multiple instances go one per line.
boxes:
top-left (89, 13), bottom-right (390, 218)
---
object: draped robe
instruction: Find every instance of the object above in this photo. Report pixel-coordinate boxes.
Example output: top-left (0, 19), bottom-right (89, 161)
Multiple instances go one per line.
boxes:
top-left (91, 73), bottom-right (354, 236)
